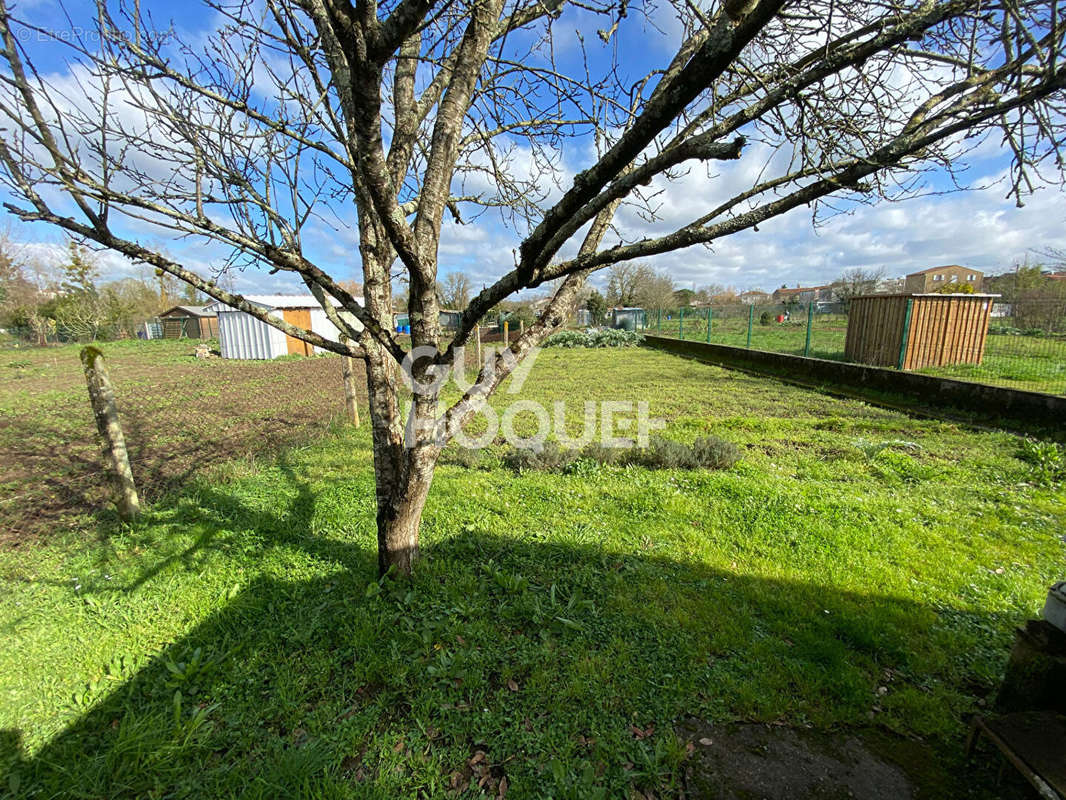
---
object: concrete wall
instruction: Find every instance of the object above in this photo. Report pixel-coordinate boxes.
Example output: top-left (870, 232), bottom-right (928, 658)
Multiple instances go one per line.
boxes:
top-left (642, 335), bottom-right (1065, 426)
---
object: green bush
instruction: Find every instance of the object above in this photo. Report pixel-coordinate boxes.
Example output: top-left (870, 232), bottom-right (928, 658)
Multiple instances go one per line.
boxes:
top-left (689, 435), bottom-right (742, 469)
top-left (639, 436), bottom-right (739, 470)
top-left (500, 435), bottom-right (739, 474)
top-left (438, 446), bottom-right (489, 469)
top-left (1018, 438), bottom-right (1065, 485)
top-left (501, 441), bottom-right (579, 473)
top-left (543, 329), bottom-right (643, 348)
top-left (759, 311), bottom-right (773, 326)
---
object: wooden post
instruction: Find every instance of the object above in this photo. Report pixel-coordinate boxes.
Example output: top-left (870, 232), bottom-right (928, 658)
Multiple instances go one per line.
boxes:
top-left (342, 355), bottom-right (360, 427)
top-left (475, 324), bottom-right (482, 365)
top-left (519, 318), bottom-right (525, 337)
top-left (503, 320), bottom-right (509, 347)
top-left (80, 347), bottom-right (140, 521)
top-left (804, 301), bottom-right (814, 357)
top-left (897, 298), bottom-right (914, 370)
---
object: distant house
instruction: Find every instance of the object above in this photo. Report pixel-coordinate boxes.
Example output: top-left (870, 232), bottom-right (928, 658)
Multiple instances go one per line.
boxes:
top-left (771, 285), bottom-right (834, 305)
top-left (159, 305), bottom-right (218, 339)
top-left (904, 265), bottom-right (983, 293)
top-left (205, 295), bottom-right (363, 359)
top-left (874, 277), bottom-right (905, 294)
top-left (738, 290), bottom-right (770, 305)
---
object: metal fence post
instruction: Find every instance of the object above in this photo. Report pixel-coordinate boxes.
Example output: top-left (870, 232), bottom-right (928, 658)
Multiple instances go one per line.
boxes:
top-left (746, 305), bottom-right (754, 348)
top-left (706, 308), bottom-right (712, 343)
top-left (679, 308), bottom-right (685, 339)
top-left (804, 301), bottom-right (814, 357)
top-left (897, 298), bottom-right (914, 370)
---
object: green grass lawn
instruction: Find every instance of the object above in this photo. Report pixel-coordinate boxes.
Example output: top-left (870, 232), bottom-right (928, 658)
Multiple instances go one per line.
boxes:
top-left (1, 348), bottom-right (1063, 798)
top-left (647, 312), bottom-right (1066, 395)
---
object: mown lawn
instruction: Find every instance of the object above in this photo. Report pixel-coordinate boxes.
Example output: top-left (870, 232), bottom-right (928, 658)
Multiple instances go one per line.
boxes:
top-left (649, 312), bottom-right (1066, 395)
top-left (1, 347), bottom-right (1063, 798)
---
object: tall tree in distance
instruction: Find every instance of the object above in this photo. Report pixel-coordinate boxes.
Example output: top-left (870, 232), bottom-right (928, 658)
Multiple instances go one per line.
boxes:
top-left (0, 0), bottom-right (1063, 574)
top-left (832, 267), bottom-right (885, 311)
top-left (54, 242), bottom-right (106, 341)
top-left (585, 290), bottom-right (608, 326)
top-left (439, 272), bottom-right (473, 310)
top-left (605, 263), bottom-right (643, 307)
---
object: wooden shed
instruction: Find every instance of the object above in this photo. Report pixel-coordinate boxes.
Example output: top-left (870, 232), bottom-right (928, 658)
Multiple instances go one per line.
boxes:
top-left (159, 305), bottom-right (219, 339)
top-left (844, 294), bottom-right (997, 370)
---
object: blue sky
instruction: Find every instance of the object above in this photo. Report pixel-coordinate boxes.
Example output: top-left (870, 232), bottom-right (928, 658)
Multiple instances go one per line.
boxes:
top-left (5, 0), bottom-right (1065, 297)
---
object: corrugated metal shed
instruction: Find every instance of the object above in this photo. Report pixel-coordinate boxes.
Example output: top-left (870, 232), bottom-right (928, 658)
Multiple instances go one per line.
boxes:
top-left (844, 293), bottom-right (996, 370)
top-left (205, 295), bottom-right (363, 360)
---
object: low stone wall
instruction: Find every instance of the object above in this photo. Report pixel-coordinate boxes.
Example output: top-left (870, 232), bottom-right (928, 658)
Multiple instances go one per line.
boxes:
top-left (642, 335), bottom-right (1066, 427)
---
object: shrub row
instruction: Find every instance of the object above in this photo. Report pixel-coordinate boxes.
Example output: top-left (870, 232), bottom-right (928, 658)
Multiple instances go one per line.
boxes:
top-left (543, 329), bottom-right (644, 348)
top-left (501, 436), bottom-right (739, 473)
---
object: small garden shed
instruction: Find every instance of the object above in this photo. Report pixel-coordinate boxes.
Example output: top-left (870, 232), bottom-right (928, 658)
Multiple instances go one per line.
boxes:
top-left (159, 306), bottom-right (219, 339)
top-left (844, 293), bottom-right (997, 369)
top-left (205, 295), bottom-right (363, 359)
top-left (612, 307), bottom-right (646, 331)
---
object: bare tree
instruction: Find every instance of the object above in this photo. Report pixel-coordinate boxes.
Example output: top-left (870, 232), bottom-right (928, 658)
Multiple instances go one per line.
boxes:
top-left (832, 267), bottom-right (885, 308)
top-left (606, 263), bottom-right (674, 308)
top-left (0, 0), bottom-right (1063, 575)
top-left (605, 263), bottom-right (643, 307)
top-left (439, 272), bottom-right (473, 309)
top-left (636, 271), bottom-right (677, 311)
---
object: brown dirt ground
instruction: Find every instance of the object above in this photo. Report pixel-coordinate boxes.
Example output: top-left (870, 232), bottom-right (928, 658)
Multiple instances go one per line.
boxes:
top-left (0, 342), bottom-right (367, 546)
top-left (677, 719), bottom-right (1036, 800)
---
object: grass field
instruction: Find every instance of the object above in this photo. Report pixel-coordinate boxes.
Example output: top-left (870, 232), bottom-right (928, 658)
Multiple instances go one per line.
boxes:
top-left (0, 339), bottom-right (365, 544)
top-left (1, 346), bottom-right (1063, 797)
top-left (647, 311), bottom-right (1066, 395)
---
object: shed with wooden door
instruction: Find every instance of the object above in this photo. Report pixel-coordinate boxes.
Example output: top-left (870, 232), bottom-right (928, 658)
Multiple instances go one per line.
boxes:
top-left (204, 295), bottom-right (363, 359)
top-left (844, 293), bottom-right (997, 370)
top-left (159, 305), bottom-right (219, 339)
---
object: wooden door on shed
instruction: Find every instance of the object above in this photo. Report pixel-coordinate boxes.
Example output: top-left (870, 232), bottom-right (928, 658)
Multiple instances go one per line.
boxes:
top-left (282, 309), bottom-right (313, 356)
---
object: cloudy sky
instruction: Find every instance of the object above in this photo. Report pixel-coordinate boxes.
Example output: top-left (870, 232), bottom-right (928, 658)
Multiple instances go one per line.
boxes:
top-left (4, 0), bottom-right (1065, 297)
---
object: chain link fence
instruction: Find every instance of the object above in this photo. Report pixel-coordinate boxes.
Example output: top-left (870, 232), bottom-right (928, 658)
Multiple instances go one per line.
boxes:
top-left (644, 299), bottom-right (1066, 396)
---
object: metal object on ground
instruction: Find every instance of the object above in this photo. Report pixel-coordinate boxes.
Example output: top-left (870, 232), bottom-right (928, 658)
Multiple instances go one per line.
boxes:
top-left (997, 620), bottom-right (1066, 714)
top-left (966, 712), bottom-right (1066, 800)
top-left (1045, 583), bottom-right (1066, 634)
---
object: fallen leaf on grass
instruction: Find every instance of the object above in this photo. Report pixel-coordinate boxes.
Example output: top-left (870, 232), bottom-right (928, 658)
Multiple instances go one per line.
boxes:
top-left (630, 724), bottom-right (654, 740)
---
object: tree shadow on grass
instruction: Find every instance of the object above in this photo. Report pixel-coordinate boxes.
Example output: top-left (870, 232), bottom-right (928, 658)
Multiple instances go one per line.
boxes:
top-left (0, 469), bottom-right (1036, 799)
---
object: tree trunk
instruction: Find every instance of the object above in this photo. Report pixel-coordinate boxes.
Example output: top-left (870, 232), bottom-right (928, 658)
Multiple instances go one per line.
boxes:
top-left (375, 445), bottom-right (436, 576)
top-left (363, 334), bottom-right (440, 576)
